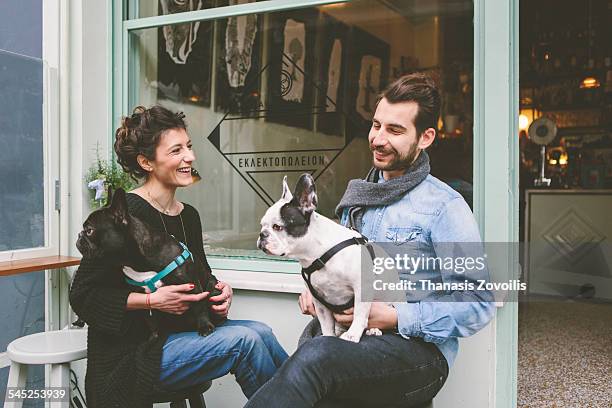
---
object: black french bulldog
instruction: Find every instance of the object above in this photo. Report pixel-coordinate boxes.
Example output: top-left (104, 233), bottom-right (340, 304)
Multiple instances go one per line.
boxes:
top-left (76, 187), bottom-right (222, 337)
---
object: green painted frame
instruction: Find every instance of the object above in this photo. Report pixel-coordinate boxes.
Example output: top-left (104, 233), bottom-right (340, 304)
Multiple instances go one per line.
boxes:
top-left (473, 0), bottom-right (519, 406)
top-left (111, 1), bottom-right (520, 404)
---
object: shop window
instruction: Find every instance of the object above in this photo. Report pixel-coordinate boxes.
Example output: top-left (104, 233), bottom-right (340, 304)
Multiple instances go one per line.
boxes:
top-left (127, 0), bottom-right (474, 258)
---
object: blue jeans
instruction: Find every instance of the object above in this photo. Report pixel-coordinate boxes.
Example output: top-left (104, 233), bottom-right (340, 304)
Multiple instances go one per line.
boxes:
top-left (245, 333), bottom-right (448, 408)
top-left (159, 319), bottom-right (289, 398)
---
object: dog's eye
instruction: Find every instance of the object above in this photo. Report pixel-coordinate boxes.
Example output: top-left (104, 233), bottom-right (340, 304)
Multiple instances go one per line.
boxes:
top-left (272, 224), bottom-right (284, 231)
top-left (85, 227), bottom-right (94, 236)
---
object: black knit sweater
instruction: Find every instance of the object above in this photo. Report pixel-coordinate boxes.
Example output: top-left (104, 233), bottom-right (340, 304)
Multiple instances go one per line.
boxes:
top-left (69, 193), bottom-right (215, 408)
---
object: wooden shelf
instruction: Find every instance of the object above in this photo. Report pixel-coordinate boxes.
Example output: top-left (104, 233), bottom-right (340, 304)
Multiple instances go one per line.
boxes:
top-left (540, 105), bottom-right (603, 112)
top-left (520, 104), bottom-right (603, 111)
top-left (0, 256), bottom-right (81, 277)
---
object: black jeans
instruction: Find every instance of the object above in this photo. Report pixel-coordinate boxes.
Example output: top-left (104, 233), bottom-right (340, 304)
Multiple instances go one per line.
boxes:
top-left (245, 333), bottom-right (449, 408)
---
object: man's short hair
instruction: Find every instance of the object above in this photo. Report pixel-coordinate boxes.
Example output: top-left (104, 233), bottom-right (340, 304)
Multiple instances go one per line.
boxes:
top-left (380, 73), bottom-right (441, 137)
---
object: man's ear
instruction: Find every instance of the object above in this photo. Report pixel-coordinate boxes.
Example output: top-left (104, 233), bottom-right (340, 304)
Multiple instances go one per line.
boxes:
top-left (109, 188), bottom-right (129, 226)
top-left (417, 127), bottom-right (436, 150)
top-left (281, 175), bottom-right (293, 201)
top-left (292, 173), bottom-right (317, 214)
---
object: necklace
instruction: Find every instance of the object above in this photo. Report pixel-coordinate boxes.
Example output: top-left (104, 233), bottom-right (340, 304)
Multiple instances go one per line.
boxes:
top-left (147, 189), bottom-right (175, 215)
top-left (145, 189), bottom-right (188, 245)
top-left (157, 211), bottom-right (188, 246)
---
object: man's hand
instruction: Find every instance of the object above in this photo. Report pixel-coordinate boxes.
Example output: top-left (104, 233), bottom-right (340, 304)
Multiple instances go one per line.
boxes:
top-left (298, 288), bottom-right (317, 316)
top-left (333, 303), bottom-right (398, 330)
top-left (208, 281), bottom-right (233, 318)
top-left (150, 284), bottom-right (209, 315)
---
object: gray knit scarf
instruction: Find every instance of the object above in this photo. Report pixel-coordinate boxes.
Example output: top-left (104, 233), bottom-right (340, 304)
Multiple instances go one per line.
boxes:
top-left (335, 151), bottom-right (430, 231)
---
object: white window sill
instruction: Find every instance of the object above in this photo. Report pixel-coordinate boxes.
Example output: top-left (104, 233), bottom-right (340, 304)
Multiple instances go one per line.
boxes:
top-left (212, 269), bottom-right (304, 294)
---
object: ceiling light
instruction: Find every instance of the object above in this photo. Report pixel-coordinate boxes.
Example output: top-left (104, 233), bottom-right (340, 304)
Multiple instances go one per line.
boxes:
top-left (580, 77), bottom-right (601, 89)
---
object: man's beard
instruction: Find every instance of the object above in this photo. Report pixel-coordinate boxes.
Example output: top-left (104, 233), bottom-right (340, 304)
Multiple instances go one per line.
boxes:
top-left (371, 142), bottom-right (420, 172)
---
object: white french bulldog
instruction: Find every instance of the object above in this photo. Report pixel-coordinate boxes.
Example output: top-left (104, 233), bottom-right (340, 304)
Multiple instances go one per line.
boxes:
top-left (258, 174), bottom-right (382, 343)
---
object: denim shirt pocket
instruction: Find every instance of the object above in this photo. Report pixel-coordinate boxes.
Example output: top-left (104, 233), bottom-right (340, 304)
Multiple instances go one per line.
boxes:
top-left (385, 227), bottom-right (424, 246)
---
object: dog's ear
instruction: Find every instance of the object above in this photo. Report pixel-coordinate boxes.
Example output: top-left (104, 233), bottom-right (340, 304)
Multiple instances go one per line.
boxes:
top-left (109, 188), bottom-right (129, 226)
top-left (292, 173), bottom-right (317, 214)
top-left (281, 175), bottom-right (293, 201)
top-left (106, 185), bottom-right (113, 207)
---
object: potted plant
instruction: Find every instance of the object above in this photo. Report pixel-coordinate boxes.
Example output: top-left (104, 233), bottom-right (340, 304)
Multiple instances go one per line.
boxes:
top-left (85, 145), bottom-right (136, 208)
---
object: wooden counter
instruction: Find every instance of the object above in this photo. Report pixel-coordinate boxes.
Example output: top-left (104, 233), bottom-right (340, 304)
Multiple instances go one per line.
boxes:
top-left (0, 256), bottom-right (81, 277)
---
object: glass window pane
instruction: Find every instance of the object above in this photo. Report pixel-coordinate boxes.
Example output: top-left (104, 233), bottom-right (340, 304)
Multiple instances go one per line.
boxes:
top-left (0, 51), bottom-right (45, 251)
top-left (0, 272), bottom-right (45, 407)
top-left (128, 0), bottom-right (474, 257)
top-left (0, 0), bottom-right (42, 58)
top-left (0, 365), bottom-right (45, 408)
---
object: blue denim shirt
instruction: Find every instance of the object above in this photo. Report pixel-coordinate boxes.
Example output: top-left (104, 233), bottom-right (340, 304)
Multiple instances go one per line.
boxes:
top-left (341, 173), bottom-right (495, 368)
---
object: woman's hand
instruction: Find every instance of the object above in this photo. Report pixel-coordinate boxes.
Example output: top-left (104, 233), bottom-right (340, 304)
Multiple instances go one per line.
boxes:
top-left (150, 283), bottom-right (209, 315)
top-left (333, 303), bottom-right (398, 330)
top-left (208, 281), bottom-right (233, 318)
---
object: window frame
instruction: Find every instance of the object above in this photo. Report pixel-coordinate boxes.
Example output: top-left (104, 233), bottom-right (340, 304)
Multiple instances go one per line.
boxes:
top-left (0, 0), bottom-right (63, 380)
top-left (0, 1), bottom-right (61, 263)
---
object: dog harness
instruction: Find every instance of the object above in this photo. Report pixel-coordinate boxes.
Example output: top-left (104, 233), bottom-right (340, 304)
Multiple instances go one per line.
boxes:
top-left (124, 241), bottom-right (193, 293)
top-left (301, 236), bottom-right (376, 313)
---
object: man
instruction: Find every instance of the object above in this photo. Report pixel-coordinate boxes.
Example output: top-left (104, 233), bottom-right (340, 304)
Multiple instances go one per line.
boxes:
top-left (246, 73), bottom-right (495, 407)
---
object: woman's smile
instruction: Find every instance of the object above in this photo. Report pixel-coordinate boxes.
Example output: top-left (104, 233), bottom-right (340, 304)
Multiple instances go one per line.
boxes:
top-left (177, 166), bottom-right (192, 176)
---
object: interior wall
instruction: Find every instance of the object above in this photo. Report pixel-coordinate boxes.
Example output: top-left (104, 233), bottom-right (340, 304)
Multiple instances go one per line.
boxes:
top-left (323, 3), bottom-right (417, 74)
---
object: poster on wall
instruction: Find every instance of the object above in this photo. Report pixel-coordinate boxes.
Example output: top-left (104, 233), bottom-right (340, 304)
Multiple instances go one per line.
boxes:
top-left (157, 0), bottom-right (214, 106)
top-left (265, 9), bottom-right (319, 130)
top-left (214, 0), bottom-right (263, 115)
top-left (315, 13), bottom-right (349, 137)
top-left (345, 27), bottom-right (390, 140)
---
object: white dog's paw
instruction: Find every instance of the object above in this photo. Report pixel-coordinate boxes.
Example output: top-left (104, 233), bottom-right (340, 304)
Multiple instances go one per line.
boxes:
top-left (365, 328), bottom-right (383, 336)
top-left (339, 330), bottom-right (362, 343)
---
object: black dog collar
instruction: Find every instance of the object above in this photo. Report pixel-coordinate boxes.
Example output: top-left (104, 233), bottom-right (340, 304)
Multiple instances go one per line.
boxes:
top-left (301, 236), bottom-right (375, 313)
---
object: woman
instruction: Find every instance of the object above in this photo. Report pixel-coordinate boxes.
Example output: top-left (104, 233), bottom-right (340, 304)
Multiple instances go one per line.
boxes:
top-left (69, 105), bottom-right (288, 407)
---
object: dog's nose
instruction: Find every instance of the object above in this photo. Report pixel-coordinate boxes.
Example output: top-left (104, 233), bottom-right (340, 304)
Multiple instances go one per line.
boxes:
top-left (259, 231), bottom-right (269, 240)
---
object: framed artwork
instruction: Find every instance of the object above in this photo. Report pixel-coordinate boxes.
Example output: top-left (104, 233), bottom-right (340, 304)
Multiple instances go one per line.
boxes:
top-left (314, 13), bottom-right (349, 137)
top-left (265, 8), bottom-right (319, 130)
top-left (214, 0), bottom-right (264, 115)
top-left (345, 27), bottom-right (390, 140)
top-left (156, 0), bottom-right (215, 106)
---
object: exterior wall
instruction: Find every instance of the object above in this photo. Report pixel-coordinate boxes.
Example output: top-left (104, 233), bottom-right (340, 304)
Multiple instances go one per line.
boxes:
top-left (195, 290), bottom-right (310, 408)
top-left (65, 0), bottom-right (113, 395)
top-left (61, 1), bottom-right (517, 407)
top-left (148, 289), bottom-right (496, 408)
top-left (61, 0), bottom-right (112, 259)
